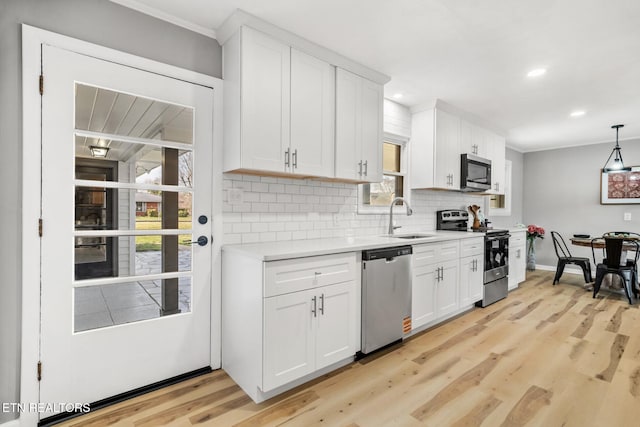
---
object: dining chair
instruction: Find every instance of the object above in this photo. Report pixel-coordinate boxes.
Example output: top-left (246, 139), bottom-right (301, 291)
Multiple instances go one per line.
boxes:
top-left (591, 236), bottom-right (639, 304)
top-left (551, 231), bottom-right (592, 285)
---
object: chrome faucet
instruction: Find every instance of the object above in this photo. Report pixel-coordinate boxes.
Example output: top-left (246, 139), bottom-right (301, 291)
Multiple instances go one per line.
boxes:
top-left (388, 197), bottom-right (413, 235)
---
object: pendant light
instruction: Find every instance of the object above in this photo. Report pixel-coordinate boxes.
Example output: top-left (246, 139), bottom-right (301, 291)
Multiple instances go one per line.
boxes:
top-left (603, 124), bottom-right (631, 172)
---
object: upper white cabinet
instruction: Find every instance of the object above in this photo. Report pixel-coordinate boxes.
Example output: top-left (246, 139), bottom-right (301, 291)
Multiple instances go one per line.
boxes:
top-left (487, 133), bottom-right (506, 195)
top-left (223, 27), bottom-right (335, 177)
top-left (460, 121), bottom-right (490, 158)
top-left (335, 68), bottom-right (383, 183)
top-left (290, 49), bottom-right (335, 177)
top-left (411, 108), bottom-right (460, 190)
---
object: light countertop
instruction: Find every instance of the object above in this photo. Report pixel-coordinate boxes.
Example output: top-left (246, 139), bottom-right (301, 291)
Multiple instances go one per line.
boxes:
top-left (222, 231), bottom-right (484, 261)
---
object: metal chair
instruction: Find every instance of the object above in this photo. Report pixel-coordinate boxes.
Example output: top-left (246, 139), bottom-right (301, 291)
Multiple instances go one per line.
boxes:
top-left (551, 231), bottom-right (592, 285)
top-left (591, 236), bottom-right (639, 304)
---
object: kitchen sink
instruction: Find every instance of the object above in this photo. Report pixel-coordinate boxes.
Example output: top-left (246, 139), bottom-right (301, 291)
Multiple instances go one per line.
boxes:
top-left (382, 233), bottom-right (435, 239)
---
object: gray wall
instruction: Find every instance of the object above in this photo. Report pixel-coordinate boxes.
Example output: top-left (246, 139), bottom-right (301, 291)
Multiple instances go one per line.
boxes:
top-left (523, 138), bottom-right (640, 268)
top-left (0, 0), bottom-right (221, 422)
top-left (491, 147), bottom-right (525, 228)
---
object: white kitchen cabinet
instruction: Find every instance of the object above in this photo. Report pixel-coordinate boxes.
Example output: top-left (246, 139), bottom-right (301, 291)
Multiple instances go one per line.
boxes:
top-left (222, 250), bottom-right (359, 403)
top-left (264, 280), bottom-right (356, 390)
top-left (410, 108), bottom-right (461, 190)
top-left (488, 133), bottom-right (506, 195)
top-left (459, 237), bottom-right (484, 306)
top-left (411, 240), bottom-right (460, 330)
top-left (508, 230), bottom-right (527, 290)
top-left (335, 68), bottom-right (383, 182)
top-left (460, 120), bottom-right (489, 158)
top-left (290, 49), bottom-right (335, 176)
top-left (223, 27), bottom-right (335, 177)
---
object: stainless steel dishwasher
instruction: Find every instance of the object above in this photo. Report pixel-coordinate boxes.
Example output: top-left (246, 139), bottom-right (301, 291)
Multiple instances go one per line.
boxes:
top-left (361, 245), bottom-right (412, 354)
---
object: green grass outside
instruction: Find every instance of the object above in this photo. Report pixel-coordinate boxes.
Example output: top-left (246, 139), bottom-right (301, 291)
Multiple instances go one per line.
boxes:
top-left (135, 216), bottom-right (192, 251)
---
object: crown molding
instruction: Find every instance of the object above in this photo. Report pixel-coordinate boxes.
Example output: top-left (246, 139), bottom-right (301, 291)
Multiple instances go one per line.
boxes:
top-left (217, 9), bottom-right (390, 85)
top-left (110, 0), bottom-right (217, 39)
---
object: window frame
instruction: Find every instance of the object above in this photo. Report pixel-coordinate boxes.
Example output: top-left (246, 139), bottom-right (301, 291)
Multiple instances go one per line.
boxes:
top-left (357, 133), bottom-right (410, 215)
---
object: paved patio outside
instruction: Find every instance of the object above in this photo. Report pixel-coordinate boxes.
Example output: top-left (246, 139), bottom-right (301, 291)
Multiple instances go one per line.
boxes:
top-left (74, 249), bottom-right (192, 332)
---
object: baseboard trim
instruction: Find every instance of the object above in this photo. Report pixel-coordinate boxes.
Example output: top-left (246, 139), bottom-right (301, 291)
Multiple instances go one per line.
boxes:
top-left (533, 264), bottom-right (586, 274)
top-left (38, 367), bottom-right (212, 426)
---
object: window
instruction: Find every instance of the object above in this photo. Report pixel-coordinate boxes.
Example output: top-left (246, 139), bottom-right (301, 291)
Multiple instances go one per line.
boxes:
top-left (358, 138), bottom-right (408, 213)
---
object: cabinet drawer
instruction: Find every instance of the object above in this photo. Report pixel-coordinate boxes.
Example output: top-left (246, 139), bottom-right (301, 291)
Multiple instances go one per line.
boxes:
top-left (413, 240), bottom-right (459, 267)
top-left (460, 237), bottom-right (484, 257)
top-left (510, 231), bottom-right (526, 246)
top-left (265, 253), bottom-right (357, 297)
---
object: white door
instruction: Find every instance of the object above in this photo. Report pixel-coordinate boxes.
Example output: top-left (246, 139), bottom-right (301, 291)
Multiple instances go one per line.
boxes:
top-left (412, 265), bottom-right (437, 329)
top-left (360, 77), bottom-right (383, 183)
top-left (437, 260), bottom-right (460, 317)
top-left (40, 45), bottom-right (213, 415)
top-left (335, 68), bottom-right (362, 180)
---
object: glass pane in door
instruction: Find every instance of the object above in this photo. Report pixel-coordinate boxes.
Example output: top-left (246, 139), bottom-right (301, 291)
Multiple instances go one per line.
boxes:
top-left (73, 83), bottom-right (195, 332)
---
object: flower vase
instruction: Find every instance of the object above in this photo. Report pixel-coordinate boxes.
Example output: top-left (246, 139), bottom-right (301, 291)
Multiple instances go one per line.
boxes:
top-left (527, 240), bottom-right (536, 271)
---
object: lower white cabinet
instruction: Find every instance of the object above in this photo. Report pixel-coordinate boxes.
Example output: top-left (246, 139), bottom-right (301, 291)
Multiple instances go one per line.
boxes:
top-left (509, 230), bottom-right (527, 290)
top-left (412, 241), bottom-right (460, 330)
top-left (263, 281), bottom-right (355, 390)
top-left (459, 237), bottom-right (484, 306)
top-left (222, 251), bottom-right (359, 403)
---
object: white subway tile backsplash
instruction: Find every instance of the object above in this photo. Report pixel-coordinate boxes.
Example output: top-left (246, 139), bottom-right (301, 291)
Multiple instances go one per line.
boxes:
top-left (269, 184), bottom-right (285, 193)
top-left (252, 182), bottom-right (269, 192)
top-left (222, 173), bottom-right (487, 245)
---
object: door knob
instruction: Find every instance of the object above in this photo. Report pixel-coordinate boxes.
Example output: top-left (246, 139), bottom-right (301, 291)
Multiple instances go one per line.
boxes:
top-left (190, 236), bottom-right (208, 246)
top-left (198, 215), bottom-right (208, 225)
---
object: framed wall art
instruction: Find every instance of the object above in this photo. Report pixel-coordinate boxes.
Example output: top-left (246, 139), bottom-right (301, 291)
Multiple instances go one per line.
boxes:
top-left (601, 166), bottom-right (640, 204)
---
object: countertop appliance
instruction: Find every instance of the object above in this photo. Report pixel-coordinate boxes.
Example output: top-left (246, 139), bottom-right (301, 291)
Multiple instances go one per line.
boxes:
top-left (460, 154), bottom-right (492, 192)
top-left (361, 245), bottom-right (412, 355)
top-left (436, 210), bottom-right (509, 307)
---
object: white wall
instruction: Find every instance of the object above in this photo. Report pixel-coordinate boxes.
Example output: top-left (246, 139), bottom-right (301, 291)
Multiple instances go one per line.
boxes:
top-left (523, 138), bottom-right (640, 268)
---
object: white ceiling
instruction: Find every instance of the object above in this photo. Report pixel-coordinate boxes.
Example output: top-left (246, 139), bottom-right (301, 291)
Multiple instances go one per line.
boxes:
top-left (112, 0), bottom-right (640, 152)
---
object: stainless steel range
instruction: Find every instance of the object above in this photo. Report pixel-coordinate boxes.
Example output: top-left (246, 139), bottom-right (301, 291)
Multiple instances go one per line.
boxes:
top-left (436, 210), bottom-right (510, 307)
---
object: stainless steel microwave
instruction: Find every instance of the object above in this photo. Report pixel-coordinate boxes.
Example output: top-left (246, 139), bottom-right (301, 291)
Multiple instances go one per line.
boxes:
top-left (460, 153), bottom-right (491, 192)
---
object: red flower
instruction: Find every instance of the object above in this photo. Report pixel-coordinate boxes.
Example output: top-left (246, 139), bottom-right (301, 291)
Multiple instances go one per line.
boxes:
top-left (527, 224), bottom-right (544, 240)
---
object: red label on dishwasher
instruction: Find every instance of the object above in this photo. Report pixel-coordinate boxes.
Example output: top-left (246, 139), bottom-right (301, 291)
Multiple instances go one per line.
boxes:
top-left (403, 316), bottom-right (412, 334)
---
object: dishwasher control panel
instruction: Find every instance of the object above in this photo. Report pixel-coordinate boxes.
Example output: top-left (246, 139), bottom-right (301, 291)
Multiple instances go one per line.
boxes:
top-left (362, 245), bottom-right (412, 261)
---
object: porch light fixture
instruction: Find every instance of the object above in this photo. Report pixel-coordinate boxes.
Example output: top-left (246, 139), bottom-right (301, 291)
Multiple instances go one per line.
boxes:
top-left (89, 145), bottom-right (109, 158)
top-left (603, 124), bottom-right (630, 172)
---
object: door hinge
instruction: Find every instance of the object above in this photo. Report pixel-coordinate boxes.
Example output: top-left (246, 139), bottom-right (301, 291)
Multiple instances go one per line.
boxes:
top-left (38, 218), bottom-right (43, 237)
top-left (37, 361), bottom-right (42, 381)
top-left (39, 74), bottom-right (44, 95)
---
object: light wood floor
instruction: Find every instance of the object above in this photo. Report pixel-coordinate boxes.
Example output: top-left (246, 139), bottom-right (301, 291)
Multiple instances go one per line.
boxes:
top-left (59, 270), bottom-right (640, 426)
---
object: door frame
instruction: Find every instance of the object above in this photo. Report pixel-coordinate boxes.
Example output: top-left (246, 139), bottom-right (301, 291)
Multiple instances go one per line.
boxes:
top-left (21, 24), bottom-right (223, 427)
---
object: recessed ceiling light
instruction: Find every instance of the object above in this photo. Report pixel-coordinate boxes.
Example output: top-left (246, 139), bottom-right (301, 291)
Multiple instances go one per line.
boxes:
top-left (527, 68), bottom-right (547, 78)
top-left (392, 93), bottom-right (403, 99)
top-left (570, 111), bottom-right (586, 117)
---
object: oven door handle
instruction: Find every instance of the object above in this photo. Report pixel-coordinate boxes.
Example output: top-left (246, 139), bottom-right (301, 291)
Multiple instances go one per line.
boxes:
top-left (486, 235), bottom-right (510, 242)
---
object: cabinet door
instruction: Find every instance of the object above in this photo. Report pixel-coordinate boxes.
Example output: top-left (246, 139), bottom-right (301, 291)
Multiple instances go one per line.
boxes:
top-left (508, 242), bottom-right (526, 290)
top-left (241, 27), bottom-right (291, 172)
top-left (335, 68), bottom-right (362, 180)
top-left (316, 282), bottom-right (358, 369)
top-left (359, 78), bottom-right (383, 182)
top-left (263, 290), bottom-right (315, 391)
top-left (434, 109), bottom-right (460, 189)
top-left (290, 49), bottom-right (335, 177)
top-left (412, 264), bottom-right (437, 329)
top-left (437, 260), bottom-right (459, 317)
top-left (488, 133), bottom-right (506, 195)
top-left (460, 256), bottom-right (483, 306)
